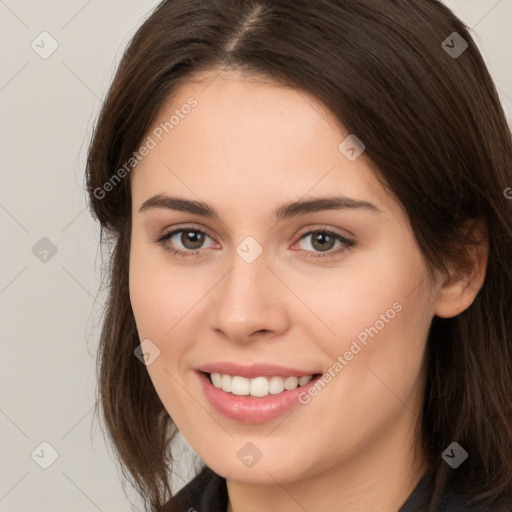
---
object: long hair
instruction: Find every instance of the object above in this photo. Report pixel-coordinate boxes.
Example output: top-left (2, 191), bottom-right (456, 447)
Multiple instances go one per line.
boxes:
top-left (86, 1), bottom-right (512, 510)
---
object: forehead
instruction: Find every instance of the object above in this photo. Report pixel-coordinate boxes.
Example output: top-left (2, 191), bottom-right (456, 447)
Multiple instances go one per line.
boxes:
top-left (131, 69), bottom-right (393, 217)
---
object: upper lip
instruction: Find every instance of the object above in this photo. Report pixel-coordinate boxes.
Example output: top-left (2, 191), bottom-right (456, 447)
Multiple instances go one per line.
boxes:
top-left (196, 362), bottom-right (321, 379)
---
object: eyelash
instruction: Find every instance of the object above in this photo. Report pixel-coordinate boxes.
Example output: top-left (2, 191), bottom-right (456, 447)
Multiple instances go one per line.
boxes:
top-left (155, 225), bottom-right (355, 259)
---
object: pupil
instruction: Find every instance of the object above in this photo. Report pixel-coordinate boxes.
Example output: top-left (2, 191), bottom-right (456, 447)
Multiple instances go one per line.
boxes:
top-left (182, 230), bottom-right (204, 249)
top-left (312, 232), bottom-right (334, 252)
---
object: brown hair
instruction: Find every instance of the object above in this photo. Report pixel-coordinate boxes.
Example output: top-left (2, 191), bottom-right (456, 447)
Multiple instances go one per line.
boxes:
top-left (86, 0), bottom-right (512, 510)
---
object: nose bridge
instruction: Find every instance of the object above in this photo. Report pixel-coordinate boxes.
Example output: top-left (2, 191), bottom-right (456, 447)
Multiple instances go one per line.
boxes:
top-left (208, 248), bottom-right (289, 341)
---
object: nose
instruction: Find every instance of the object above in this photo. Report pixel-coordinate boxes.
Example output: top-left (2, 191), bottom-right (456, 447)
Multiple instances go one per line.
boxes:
top-left (207, 250), bottom-right (291, 344)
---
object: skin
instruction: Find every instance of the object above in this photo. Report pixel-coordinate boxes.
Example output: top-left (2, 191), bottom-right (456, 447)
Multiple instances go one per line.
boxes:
top-left (128, 68), bottom-right (488, 512)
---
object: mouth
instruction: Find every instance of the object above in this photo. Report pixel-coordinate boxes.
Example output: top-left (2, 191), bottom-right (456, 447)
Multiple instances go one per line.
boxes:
top-left (196, 369), bottom-right (323, 424)
top-left (203, 371), bottom-right (322, 398)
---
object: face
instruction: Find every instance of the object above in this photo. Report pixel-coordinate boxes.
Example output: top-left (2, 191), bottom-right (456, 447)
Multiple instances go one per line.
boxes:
top-left (129, 69), bottom-right (440, 485)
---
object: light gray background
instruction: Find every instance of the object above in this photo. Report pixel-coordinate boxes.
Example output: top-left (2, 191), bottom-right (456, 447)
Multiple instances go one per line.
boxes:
top-left (1, 1), bottom-right (511, 511)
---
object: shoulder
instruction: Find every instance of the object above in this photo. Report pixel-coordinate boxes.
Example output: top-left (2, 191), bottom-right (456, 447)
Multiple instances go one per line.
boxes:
top-left (159, 465), bottom-right (228, 512)
top-left (400, 470), bottom-right (512, 512)
top-left (438, 490), bottom-right (512, 512)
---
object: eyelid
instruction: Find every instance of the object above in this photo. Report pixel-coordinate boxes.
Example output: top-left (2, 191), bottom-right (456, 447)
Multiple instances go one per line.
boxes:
top-left (294, 224), bottom-right (354, 241)
top-left (156, 223), bottom-right (217, 243)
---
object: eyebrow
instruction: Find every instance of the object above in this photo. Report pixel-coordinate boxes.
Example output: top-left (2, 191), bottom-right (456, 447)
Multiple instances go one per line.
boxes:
top-left (138, 194), bottom-right (382, 220)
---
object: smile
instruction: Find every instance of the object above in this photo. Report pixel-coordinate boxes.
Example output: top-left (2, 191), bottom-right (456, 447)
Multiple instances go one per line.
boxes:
top-left (196, 369), bottom-right (323, 424)
top-left (209, 373), bottom-right (315, 397)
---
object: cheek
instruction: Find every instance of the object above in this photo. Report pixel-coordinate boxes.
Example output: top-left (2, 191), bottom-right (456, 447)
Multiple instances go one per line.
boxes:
top-left (128, 238), bottom-right (218, 410)
top-left (290, 236), bottom-right (431, 352)
top-left (287, 290), bottom-right (430, 479)
top-left (128, 242), bottom-right (206, 427)
top-left (129, 238), bottom-right (204, 340)
top-left (290, 239), bottom-right (432, 422)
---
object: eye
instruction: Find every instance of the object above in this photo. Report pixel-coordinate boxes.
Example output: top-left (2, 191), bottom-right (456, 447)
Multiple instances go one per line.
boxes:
top-left (294, 229), bottom-right (355, 258)
top-left (155, 226), bottom-right (354, 259)
top-left (156, 227), bottom-right (216, 257)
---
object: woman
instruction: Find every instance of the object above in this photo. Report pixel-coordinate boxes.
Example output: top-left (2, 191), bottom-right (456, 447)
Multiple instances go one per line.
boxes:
top-left (86, 1), bottom-right (512, 511)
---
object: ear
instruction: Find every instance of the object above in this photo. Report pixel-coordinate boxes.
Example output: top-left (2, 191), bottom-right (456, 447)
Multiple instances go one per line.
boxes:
top-left (434, 219), bottom-right (489, 319)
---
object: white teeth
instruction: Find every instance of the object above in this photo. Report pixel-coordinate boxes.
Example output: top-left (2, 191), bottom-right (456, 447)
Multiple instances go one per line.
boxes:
top-left (210, 372), bottom-right (222, 388)
top-left (209, 373), bottom-right (315, 397)
top-left (299, 375), bottom-right (313, 386)
top-left (250, 377), bottom-right (270, 397)
top-left (231, 376), bottom-right (250, 395)
top-left (268, 376), bottom-right (285, 395)
top-left (221, 373), bottom-right (232, 392)
top-left (284, 376), bottom-right (299, 390)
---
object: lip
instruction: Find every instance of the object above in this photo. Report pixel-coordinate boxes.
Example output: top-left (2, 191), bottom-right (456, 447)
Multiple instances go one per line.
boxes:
top-left (196, 361), bottom-right (320, 379)
top-left (195, 370), bottom-right (323, 424)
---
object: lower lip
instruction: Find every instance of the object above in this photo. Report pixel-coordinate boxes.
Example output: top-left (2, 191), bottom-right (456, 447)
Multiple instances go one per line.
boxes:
top-left (196, 371), bottom-right (322, 424)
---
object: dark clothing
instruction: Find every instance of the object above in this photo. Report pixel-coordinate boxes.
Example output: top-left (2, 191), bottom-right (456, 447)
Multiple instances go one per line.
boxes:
top-left (160, 465), bottom-right (512, 511)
